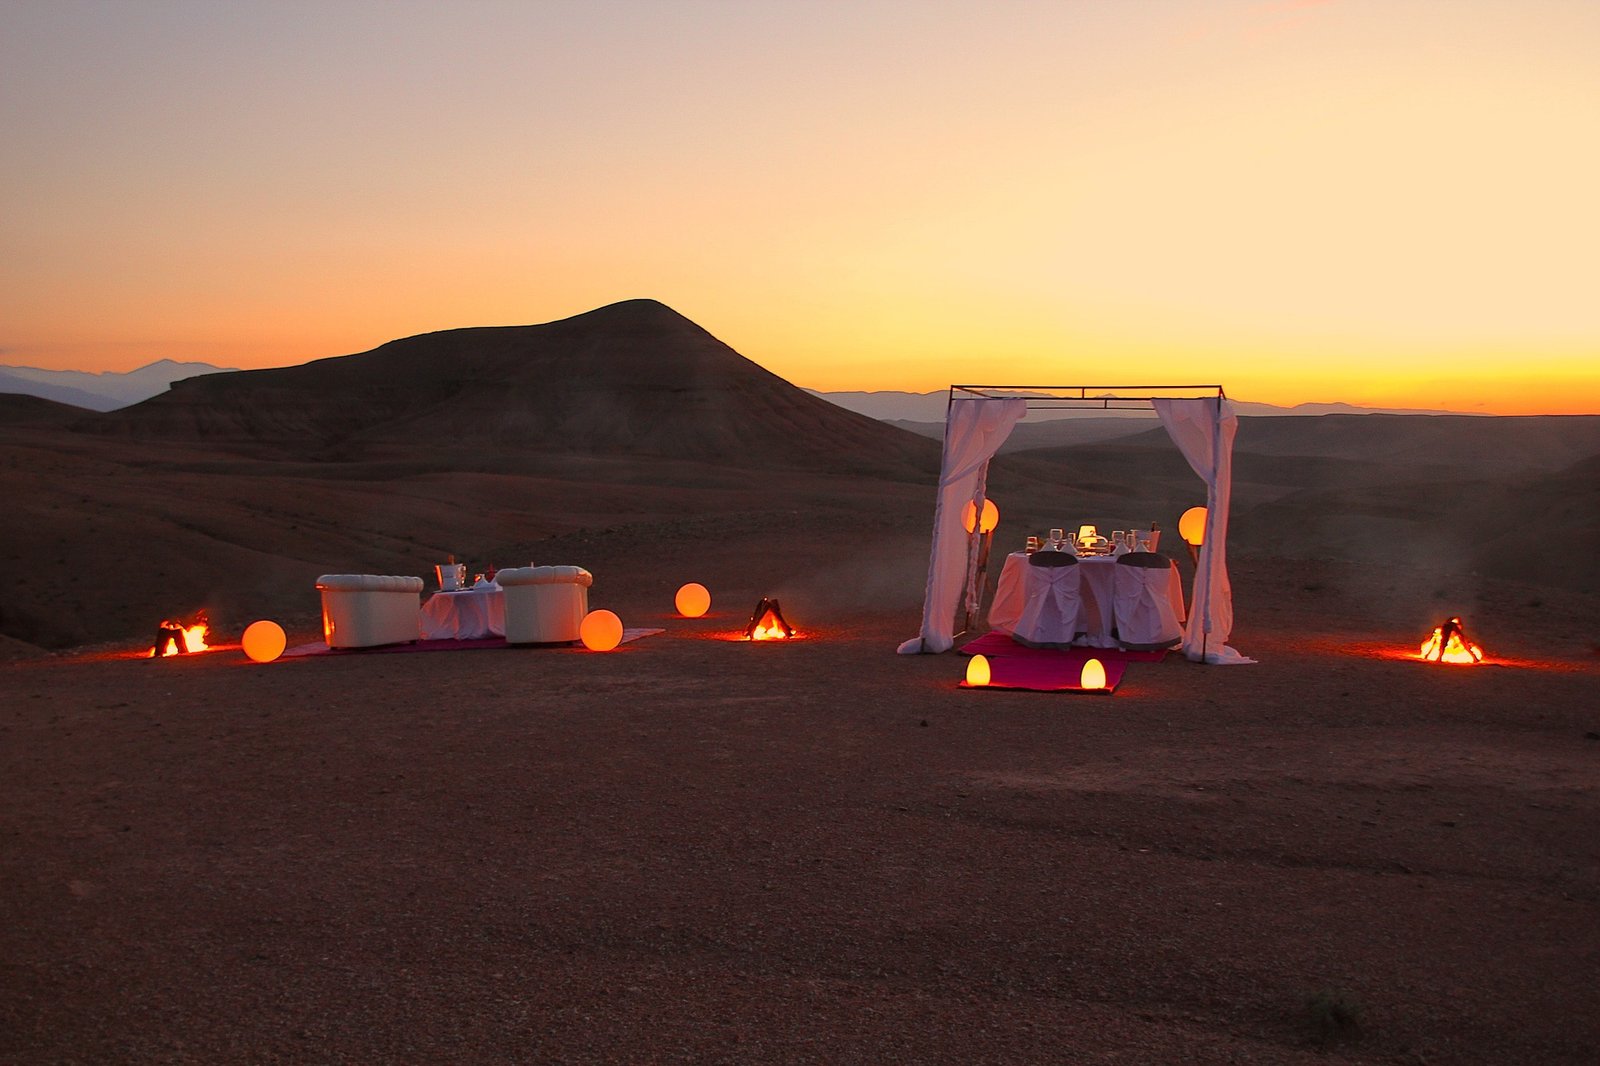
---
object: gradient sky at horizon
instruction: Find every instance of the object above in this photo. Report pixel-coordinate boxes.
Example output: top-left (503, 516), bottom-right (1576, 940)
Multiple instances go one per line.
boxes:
top-left (3, 0), bottom-right (1597, 413)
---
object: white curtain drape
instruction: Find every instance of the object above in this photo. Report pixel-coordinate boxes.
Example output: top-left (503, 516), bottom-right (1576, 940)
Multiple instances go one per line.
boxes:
top-left (1153, 397), bottom-right (1254, 664)
top-left (898, 396), bottom-right (1028, 654)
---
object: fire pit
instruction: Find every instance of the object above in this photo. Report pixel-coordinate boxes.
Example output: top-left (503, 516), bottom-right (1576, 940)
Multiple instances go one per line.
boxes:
top-left (151, 616), bottom-right (210, 658)
top-left (1418, 616), bottom-right (1483, 664)
top-left (744, 598), bottom-right (796, 641)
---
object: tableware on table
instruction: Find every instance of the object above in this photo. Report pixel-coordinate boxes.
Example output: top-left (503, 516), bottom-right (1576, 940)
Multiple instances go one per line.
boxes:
top-left (1026, 536), bottom-right (1041, 554)
top-left (436, 563), bottom-right (466, 591)
top-left (1146, 529), bottom-right (1160, 551)
top-left (1049, 528), bottom-right (1064, 550)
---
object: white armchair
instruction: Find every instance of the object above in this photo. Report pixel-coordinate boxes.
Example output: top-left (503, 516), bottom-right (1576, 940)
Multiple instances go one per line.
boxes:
top-left (315, 574), bottom-right (424, 648)
top-left (496, 565), bottom-right (593, 644)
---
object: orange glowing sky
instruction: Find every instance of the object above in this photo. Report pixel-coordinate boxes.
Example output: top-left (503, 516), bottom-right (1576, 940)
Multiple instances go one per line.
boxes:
top-left (3, 1), bottom-right (1596, 413)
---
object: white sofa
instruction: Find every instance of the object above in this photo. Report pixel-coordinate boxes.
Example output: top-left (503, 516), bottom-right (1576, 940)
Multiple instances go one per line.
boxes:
top-left (315, 574), bottom-right (424, 649)
top-left (496, 565), bottom-right (593, 644)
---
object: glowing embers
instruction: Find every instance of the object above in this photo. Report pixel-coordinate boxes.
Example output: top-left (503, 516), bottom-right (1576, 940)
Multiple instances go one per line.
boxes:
top-left (744, 597), bottom-right (797, 641)
top-left (151, 616), bottom-right (210, 657)
top-left (1418, 617), bottom-right (1484, 665)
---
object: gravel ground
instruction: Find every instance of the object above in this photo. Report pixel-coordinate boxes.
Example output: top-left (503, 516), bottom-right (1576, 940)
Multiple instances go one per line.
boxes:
top-left (3, 574), bottom-right (1598, 1064)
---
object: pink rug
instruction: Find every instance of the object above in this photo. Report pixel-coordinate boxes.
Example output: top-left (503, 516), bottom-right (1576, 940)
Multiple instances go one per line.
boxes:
top-left (282, 628), bottom-right (665, 659)
top-left (960, 651), bottom-right (1127, 693)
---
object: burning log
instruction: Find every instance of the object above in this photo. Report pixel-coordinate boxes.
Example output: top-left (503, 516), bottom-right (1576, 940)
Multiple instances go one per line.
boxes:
top-left (744, 598), bottom-right (796, 640)
top-left (151, 617), bottom-right (210, 658)
top-left (1418, 616), bottom-right (1483, 664)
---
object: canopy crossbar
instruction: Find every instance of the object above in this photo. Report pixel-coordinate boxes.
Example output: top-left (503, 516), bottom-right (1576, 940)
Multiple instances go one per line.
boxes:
top-left (951, 384), bottom-right (1225, 411)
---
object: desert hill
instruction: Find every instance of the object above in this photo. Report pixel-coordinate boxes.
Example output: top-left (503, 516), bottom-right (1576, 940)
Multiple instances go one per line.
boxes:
top-left (987, 419), bottom-right (1600, 594)
top-left (3, 301), bottom-right (1597, 651)
top-left (892, 416), bottom-right (1159, 452)
top-left (89, 300), bottom-right (938, 475)
top-left (1078, 414), bottom-right (1600, 476)
top-left (0, 301), bottom-right (945, 649)
top-left (0, 393), bottom-right (92, 426)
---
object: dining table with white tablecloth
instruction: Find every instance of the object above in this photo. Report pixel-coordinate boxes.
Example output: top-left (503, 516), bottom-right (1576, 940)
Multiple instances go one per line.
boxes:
top-left (988, 551), bottom-right (1186, 648)
top-left (419, 584), bottom-right (506, 640)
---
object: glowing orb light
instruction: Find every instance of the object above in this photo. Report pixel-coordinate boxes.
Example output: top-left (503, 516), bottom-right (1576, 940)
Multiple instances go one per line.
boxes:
top-left (241, 619), bottom-right (286, 663)
top-left (1080, 658), bottom-right (1107, 691)
top-left (674, 582), bottom-right (711, 618)
top-left (1178, 506), bottom-right (1208, 547)
top-left (965, 653), bottom-right (991, 687)
top-left (580, 609), bottom-right (624, 651)
top-left (962, 497), bottom-right (1000, 534)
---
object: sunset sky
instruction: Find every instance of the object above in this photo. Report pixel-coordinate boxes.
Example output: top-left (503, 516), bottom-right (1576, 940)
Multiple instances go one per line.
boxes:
top-left (3, 1), bottom-right (1596, 413)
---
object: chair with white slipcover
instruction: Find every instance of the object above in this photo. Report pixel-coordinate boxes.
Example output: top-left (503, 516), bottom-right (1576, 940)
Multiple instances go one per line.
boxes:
top-left (1009, 552), bottom-right (1084, 648)
top-left (1111, 553), bottom-right (1184, 651)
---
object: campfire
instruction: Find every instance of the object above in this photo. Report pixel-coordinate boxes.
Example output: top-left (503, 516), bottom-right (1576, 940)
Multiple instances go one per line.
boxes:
top-left (1418, 616), bottom-right (1483, 664)
top-left (744, 598), bottom-right (796, 640)
top-left (151, 616), bottom-right (210, 658)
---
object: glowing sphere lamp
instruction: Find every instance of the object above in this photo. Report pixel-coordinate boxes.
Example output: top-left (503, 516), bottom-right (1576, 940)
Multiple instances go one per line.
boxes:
top-left (1178, 506), bottom-right (1208, 547)
top-left (1080, 658), bottom-right (1106, 691)
top-left (241, 619), bottom-right (286, 663)
top-left (962, 498), bottom-right (1000, 534)
top-left (965, 654), bottom-right (991, 687)
top-left (675, 582), bottom-right (711, 618)
top-left (580, 609), bottom-right (624, 652)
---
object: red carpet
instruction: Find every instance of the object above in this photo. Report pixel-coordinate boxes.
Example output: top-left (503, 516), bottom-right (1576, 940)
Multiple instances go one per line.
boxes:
top-left (954, 630), bottom-right (1170, 693)
top-left (960, 650), bottom-right (1127, 693)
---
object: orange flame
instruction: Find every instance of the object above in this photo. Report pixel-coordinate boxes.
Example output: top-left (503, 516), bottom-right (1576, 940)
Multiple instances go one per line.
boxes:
top-left (1418, 618), bottom-right (1482, 665)
top-left (749, 613), bottom-right (795, 641)
top-left (151, 619), bottom-right (210, 657)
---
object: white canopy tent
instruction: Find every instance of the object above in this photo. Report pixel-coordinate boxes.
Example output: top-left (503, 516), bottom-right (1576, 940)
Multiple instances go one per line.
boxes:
top-left (897, 385), bottom-right (1253, 664)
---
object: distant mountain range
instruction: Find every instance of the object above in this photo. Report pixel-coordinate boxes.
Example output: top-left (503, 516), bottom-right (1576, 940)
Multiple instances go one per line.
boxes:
top-left (2, 357), bottom-right (1475, 421)
top-left (806, 390), bottom-right (1472, 422)
top-left (0, 359), bottom-right (237, 411)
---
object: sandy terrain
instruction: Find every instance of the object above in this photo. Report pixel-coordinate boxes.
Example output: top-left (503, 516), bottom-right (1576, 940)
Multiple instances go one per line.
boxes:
top-left (4, 519), bottom-right (1599, 1063)
top-left (3, 304), bottom-right (1598, 1061)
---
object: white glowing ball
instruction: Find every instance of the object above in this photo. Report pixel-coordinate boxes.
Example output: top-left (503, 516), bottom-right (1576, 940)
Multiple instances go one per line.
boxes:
top-left (580, 609), bottom-right (624, 651)
top-left (242, 619), bottom-right (286, 663)
top-left (1080, 658), bottom-right (1106, 690)
top-left (1178, 506), bottom-right (1208, 547)
top-left (962, 498), bottom-right (1000, 534)
top-left (674, 582), bottom-right (711, 618)
top-left (966, 654), bottom-right (991, 687)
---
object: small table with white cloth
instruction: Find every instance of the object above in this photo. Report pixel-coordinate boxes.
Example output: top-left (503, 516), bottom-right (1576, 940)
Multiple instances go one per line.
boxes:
top-left (419, 584), bottom-right (506, 640)
top-left (988, 552), bottom-right (1186, 648)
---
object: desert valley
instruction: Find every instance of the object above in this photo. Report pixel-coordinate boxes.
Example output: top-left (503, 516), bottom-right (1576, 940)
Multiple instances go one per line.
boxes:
top-left (3, 300), bottom-right (1598, 1063)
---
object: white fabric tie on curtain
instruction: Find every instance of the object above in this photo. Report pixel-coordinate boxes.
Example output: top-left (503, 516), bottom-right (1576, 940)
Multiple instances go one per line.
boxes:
top-left (1152, 397), bottom-right (1254, 664)
top-left (898, 396), bottom-right (1028, 654)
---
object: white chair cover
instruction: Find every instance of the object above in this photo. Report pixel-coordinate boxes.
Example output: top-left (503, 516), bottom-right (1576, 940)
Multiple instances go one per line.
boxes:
top-left (1009, 563), bottom-right (1084, 648)
top-left (1111, 562), bottom-right (1184, 650)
